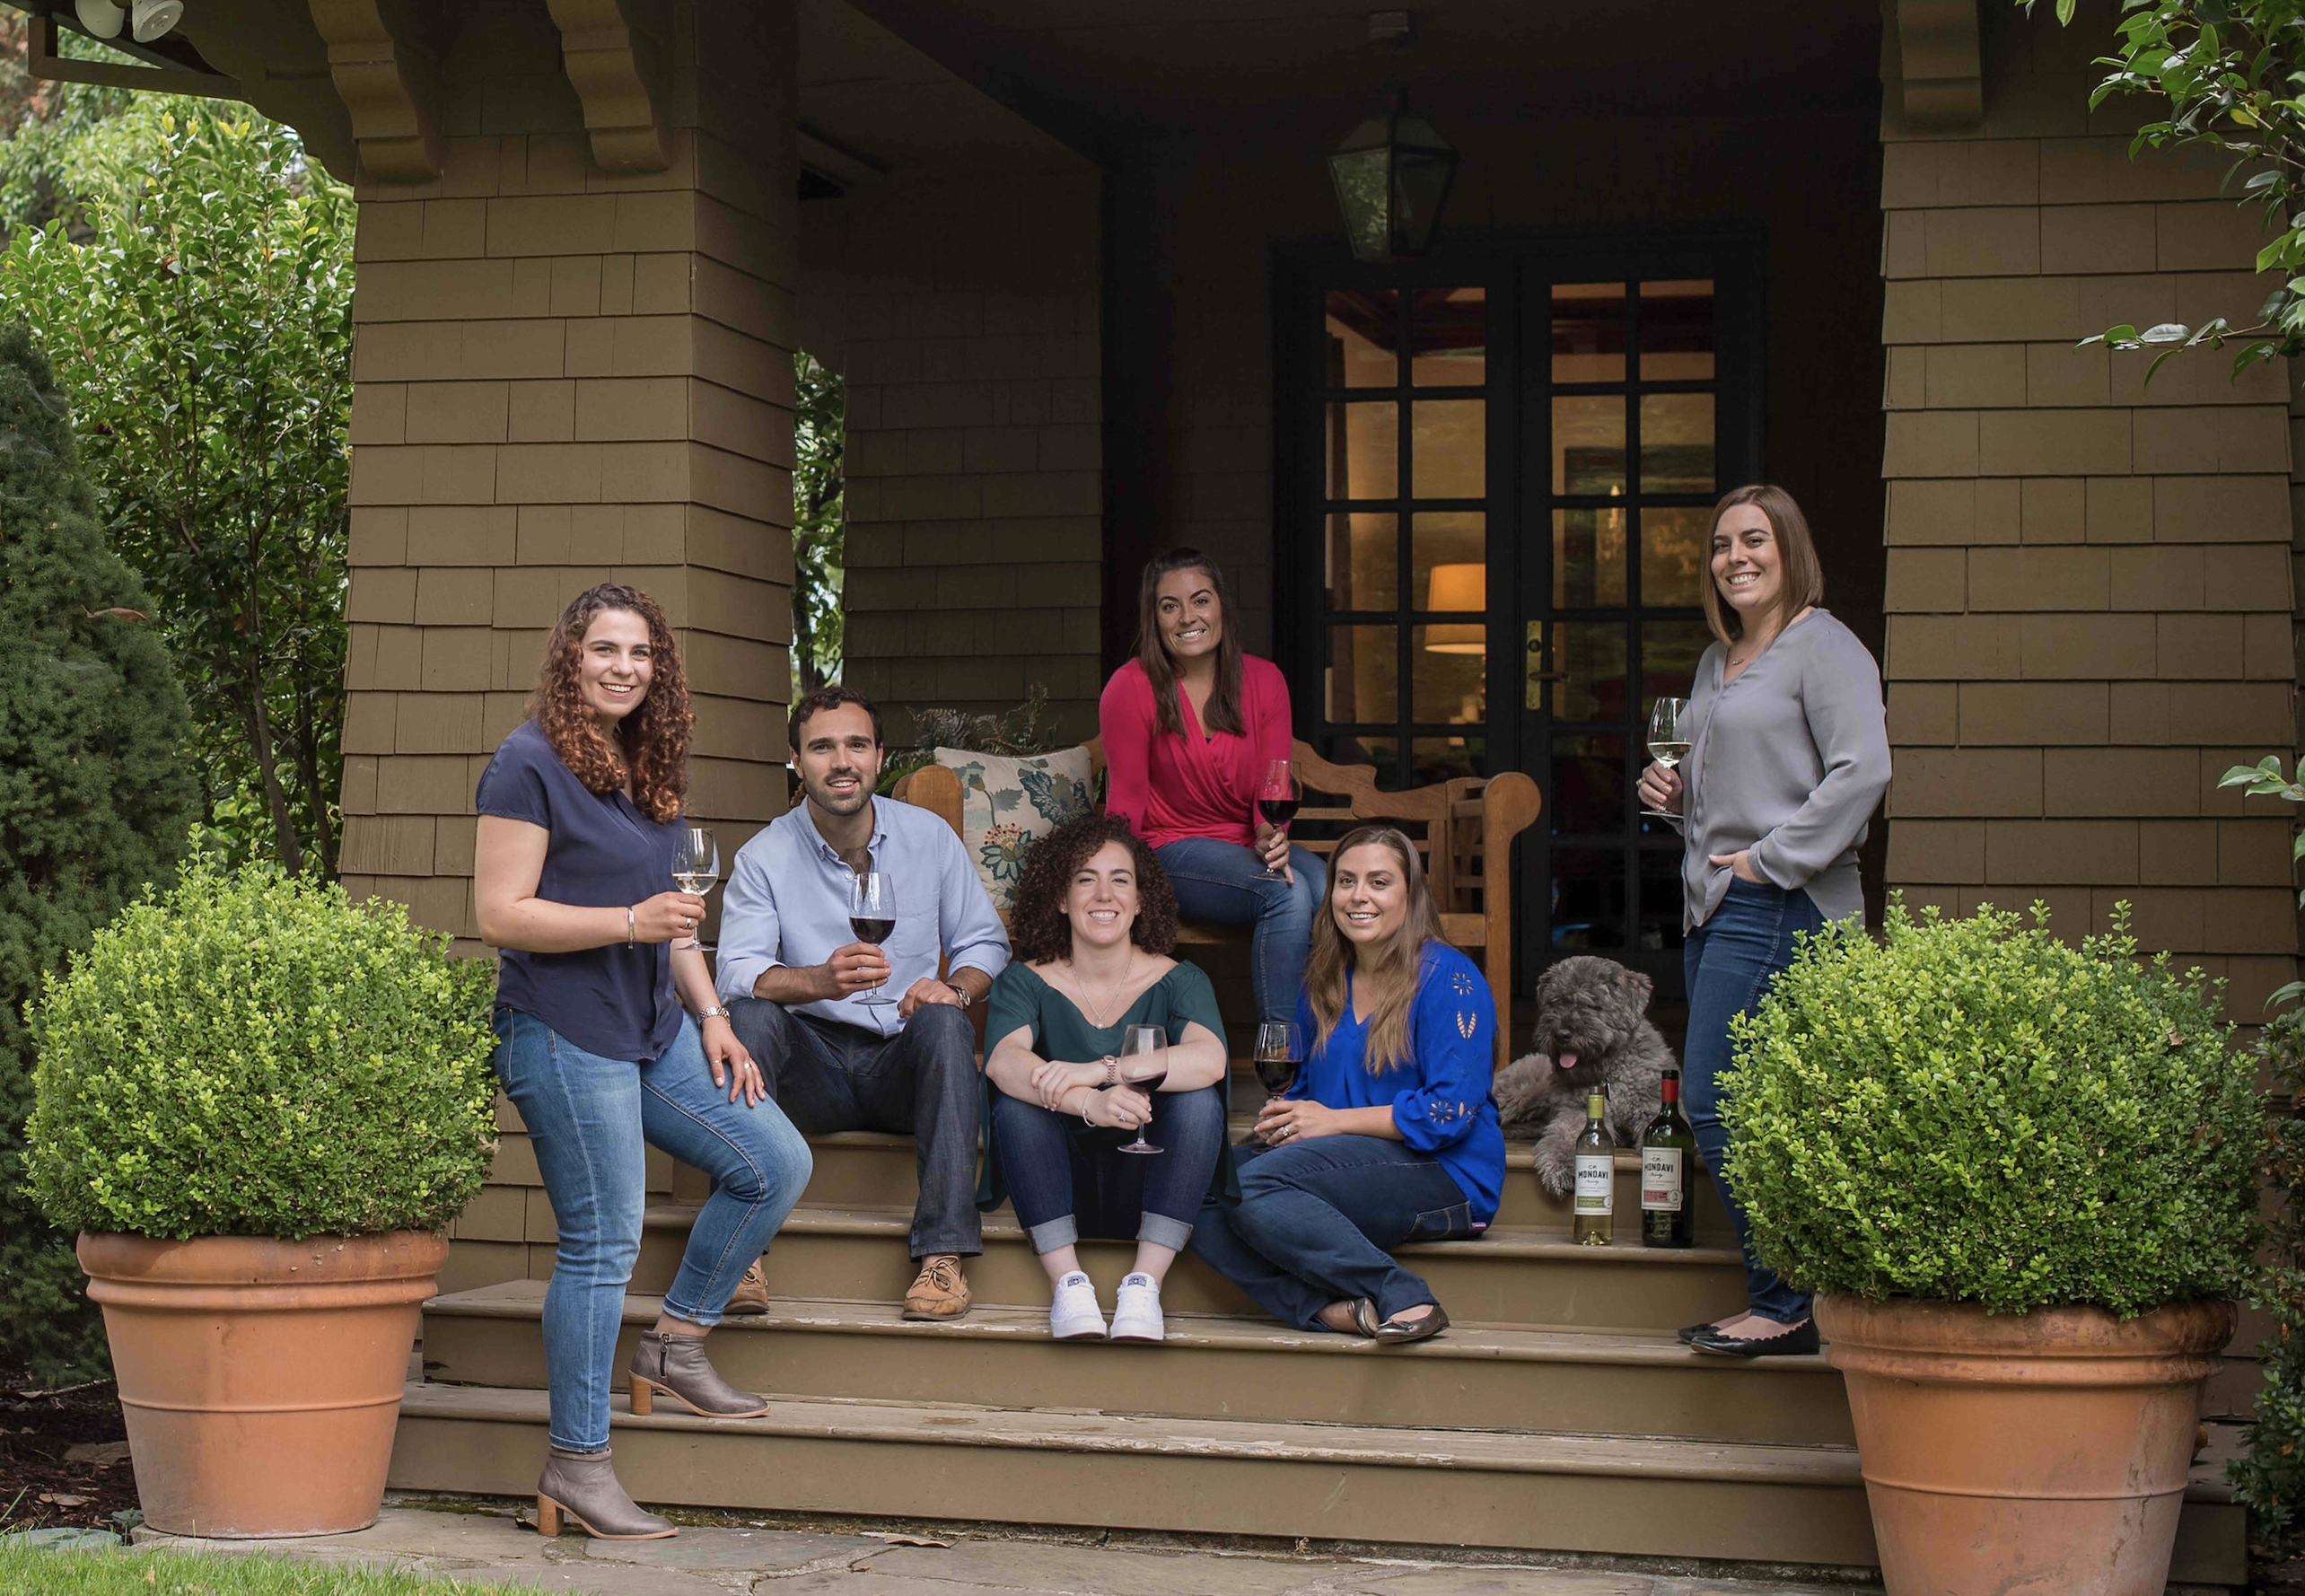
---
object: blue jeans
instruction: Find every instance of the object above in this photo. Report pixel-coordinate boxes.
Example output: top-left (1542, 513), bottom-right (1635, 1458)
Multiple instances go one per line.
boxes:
top-left (989, 1085), bottom-right (1225, 1254)
top-left (1189, 1135), bottom-right (1475, 1329)
top-left (1683, 878), bottom-right (1827, 1325)
top-left (492, 1007), bottom-right (813, 1452)
top-left (1154, 837), bottom-right (1327, 1026)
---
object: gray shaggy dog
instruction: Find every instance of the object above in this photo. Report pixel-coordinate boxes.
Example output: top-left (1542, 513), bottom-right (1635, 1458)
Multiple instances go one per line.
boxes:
top-left (1494, 955), bottom-right (1673, 1197)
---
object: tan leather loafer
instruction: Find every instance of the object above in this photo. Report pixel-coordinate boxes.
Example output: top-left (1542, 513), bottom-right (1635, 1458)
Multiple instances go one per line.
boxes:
top-left (723, 1258), bottom-right (769, 1316)
top-left (901, 1255), bottom-right (972, 1320)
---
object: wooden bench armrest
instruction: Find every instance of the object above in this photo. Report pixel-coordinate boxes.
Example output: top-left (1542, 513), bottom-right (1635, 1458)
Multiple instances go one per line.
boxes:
top-left (1476, 770), bottom-right (1541, 1070)
top-left (890, 763), bottom-right (964, 837)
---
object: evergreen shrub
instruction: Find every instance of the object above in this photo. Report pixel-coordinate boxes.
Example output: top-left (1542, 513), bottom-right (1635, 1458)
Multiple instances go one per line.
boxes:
top-left (1722, 900), bottom-right (2261, 1317)
top-left (28, 857), bottom-right (497, 1240)
top-left (0, 320), bottom-right (195, 1379)
top-left (2228, 1003), bottom-right (2305, 1554)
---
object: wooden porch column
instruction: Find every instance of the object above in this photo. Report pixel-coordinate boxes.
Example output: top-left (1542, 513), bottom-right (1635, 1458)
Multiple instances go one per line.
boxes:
top-left (334, 0), bottom-right (796, 941)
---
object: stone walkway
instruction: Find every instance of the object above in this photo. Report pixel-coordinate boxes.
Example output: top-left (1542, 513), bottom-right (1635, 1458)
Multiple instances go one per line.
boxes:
top-left (130, 1504), bottom-right (1876, 1595)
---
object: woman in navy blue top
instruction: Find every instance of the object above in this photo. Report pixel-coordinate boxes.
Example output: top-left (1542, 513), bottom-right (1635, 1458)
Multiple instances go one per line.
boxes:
top-left (472, 583), bottom-right (811, 1542)
top-left (1190, 825), bottom-right (1503, 1344)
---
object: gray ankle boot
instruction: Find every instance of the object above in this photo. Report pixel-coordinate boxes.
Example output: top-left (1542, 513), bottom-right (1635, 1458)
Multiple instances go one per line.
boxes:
top-left (535, 1446), bottom-right (675, 1539)
top-left (628, 1329), bottom-right (770, 1418)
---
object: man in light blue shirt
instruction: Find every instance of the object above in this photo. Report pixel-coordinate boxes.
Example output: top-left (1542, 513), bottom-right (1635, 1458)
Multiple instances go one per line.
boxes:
top-left (717, 686), bottom-right (1010, 1322)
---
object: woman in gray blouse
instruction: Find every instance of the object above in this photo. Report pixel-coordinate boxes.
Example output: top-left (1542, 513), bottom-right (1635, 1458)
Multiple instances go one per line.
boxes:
top-left (1635, 484), bottom-right (1890, 1359)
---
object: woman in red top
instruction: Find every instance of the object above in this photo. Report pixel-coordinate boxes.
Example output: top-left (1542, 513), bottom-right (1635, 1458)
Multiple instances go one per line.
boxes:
top-left (1100, 548), bottom-right (1326, 1025)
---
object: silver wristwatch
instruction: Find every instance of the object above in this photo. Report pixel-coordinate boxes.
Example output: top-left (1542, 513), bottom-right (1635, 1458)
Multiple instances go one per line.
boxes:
top-left (953, 986), bottom-right (973, 1010)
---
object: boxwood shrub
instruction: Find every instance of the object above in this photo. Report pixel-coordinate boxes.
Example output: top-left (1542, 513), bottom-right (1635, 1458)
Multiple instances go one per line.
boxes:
top-left (26, 856), bottom-right (498, 1240)
top-left (1721, 900), bottom-right (2261, 1317)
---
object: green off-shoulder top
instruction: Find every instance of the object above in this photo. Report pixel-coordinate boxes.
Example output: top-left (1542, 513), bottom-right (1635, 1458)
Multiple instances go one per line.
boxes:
top-left (974, 958), bottom-right (1240, 1214)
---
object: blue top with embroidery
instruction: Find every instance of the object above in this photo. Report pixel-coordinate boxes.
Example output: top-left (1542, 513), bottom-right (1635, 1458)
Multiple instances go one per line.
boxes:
top-left (1284, 940), bottom-right (1505, 1223)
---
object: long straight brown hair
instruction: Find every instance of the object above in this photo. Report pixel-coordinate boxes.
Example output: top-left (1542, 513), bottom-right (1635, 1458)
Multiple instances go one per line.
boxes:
top-left (1701, 483), bottom-right (1826, 646)
top-left (1306, 826), bottom-right (1447, 1074)
top-left (1135, 548), bottom-right (1245, 738)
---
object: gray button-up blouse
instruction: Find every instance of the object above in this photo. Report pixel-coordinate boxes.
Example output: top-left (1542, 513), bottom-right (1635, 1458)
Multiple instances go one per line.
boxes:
top-left (1673, 609), bottom-right (1891, 931)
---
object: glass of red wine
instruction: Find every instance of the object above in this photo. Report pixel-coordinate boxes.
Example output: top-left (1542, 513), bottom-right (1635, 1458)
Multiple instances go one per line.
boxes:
top-left (1251, 1020), bottom-right (1301, 1099)
top-left (847, 869), bottom-right (898, 1007)
top-left (1255, 759), bottom-right (1300, 881)
top-left (1116, 1024), bottom-right (1167, 1155)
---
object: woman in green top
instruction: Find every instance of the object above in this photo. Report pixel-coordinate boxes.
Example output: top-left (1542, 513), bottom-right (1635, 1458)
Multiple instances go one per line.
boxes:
top-left (984, 812), bottom-right (1231, 1344)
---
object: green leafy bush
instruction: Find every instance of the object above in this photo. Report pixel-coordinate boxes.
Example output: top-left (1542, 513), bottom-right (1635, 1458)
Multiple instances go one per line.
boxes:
top-left (1722, 900), bottom-right (2261, 1317)
top-left (26, 857), bottom-right (497, 1240)
top-left (2229, 1003), bottom-right (2305, 1554)
top-left (0, 319), bottom-right (195, 1379)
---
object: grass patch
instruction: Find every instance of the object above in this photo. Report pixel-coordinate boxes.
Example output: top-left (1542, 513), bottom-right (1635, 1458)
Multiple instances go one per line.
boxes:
top-left (0, 1542), bottom-right (517, 1594)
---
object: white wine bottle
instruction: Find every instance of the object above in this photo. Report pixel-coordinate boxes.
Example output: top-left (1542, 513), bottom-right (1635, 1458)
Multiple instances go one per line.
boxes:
top-left (1573, 1090), bottom-right (1613, 1246)
top-left (1641, 1068), bottom-right (1696, 1249)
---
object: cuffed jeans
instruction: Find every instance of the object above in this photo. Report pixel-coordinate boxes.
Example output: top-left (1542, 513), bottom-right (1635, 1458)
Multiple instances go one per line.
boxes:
top-left (726, 998), bottom-right (982, 1259)
top-left (989, 1085), bottom-right (1225, 1254)
top-left (1154, 837), bottom-right (1327, 1026)
top-left (1683, 876), bottom-right (1827, 1325)
top-left (1189, 1135), bottom-right (1476, 1329)
top-left (491, 1007), bottom-right (811, 1453)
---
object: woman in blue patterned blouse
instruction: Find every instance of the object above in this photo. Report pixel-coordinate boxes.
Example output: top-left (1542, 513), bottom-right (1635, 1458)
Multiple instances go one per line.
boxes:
top-left (1190, 825), bottom-right (1503, 1344)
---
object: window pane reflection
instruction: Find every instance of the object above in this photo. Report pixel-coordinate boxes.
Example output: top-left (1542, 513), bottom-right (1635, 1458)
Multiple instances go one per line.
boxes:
top-left (1412, 736), bottom-right (1483, 785)
top-left (1640, 507), bottom-right (1710, 607)
top-left (1551, 848), bottom-right (1626, 951)
top-left (1328, 625), bottom-right (1398, 723)
top-left (1411, 286), bottom-right (1485, 387)
top-left (1553, 396), bottom-right (1626, 495)
top-left (1639, 393), bottom-right (1714, 494)
top-left (1327, 512), bottom-right (1398, 612)
top-left (1412, 623), bottom-right (1485, 725)
top-left (1641, 618), bottom-right (1714, 702)
top-left (1327, 401), bottom-right (1398, 501)
top-left (1325, 289), bottom-right (1398, 388)
top-left (1550, 621), bottom-right (1629, 723)
top-left (1345, 733), bottom-right (1400, 788)
top-left (1412, 399), bottom-right (1485, 498)
top-left (1551, 732), bottom-right (1626, 837)
top-left (1554, 507), bottom-right (1627, 609)
top-left (1410, 513), bottom-right (1484, 607)
top-left (1553, 283), bottom-right (1626, 383)
top-left (1640, 280), bottom-right (1714, 381)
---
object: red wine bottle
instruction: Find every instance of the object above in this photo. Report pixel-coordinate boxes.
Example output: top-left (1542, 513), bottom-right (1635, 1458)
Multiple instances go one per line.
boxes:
top-left (1640, 1069), bottom-right (1696, 1249)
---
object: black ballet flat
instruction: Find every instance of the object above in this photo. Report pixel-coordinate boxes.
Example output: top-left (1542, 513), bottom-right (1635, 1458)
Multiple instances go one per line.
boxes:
top-left (1676, 1320), bottom-right (1722, 1346)
top-left (1372, 1303), bottom-right (1449, 1346)
top-left (1688, 1317), bottom-right (1819, 1358)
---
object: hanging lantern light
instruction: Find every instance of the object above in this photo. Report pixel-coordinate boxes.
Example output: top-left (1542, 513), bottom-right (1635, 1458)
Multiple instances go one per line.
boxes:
top-left (1327, 89), bottom-right (1459, 262)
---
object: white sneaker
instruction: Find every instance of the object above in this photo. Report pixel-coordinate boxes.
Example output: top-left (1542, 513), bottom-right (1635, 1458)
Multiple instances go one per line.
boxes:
top-left (1109, 1272), bottom-right (1165, 1343)
top-left (1049, 1271), bottom-right (1108, 1340)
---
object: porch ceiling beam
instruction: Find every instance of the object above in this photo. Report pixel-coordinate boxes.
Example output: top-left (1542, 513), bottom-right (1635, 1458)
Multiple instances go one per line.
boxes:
top-left (1895, 0), bottom-right (1984, 127)
top-left (543, 0), bottom-right (672, 175)
top-left (305, 0), bottom-right (444, 182)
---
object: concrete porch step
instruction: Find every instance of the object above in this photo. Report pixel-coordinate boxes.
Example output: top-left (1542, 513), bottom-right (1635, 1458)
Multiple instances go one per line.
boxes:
top-left (386, 1378), bottom-right (1881, 1567)
top-left (420, 1281), bottom-right (1856, 1447)
top-left (633, 1204), bottom-right (1754, 1332)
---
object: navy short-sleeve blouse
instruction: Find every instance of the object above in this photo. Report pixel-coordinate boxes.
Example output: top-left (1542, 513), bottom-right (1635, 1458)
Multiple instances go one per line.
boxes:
top-left (475, 720), bottom-right (684, 1062)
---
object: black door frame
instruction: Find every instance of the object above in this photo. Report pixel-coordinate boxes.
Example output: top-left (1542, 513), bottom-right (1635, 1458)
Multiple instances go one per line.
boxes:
top-left (1272, 222), bottom-right (1767, 1000)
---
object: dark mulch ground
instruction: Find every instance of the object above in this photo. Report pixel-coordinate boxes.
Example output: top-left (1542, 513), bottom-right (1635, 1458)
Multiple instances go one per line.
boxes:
top-left (0, 1367), bottom-right (136, 1534)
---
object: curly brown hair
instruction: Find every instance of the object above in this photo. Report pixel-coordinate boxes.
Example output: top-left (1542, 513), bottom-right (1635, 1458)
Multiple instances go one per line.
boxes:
top-left (528, 583), bottom-right (694, 823)
top-left (1009, 813), bottom-right (1179, 964)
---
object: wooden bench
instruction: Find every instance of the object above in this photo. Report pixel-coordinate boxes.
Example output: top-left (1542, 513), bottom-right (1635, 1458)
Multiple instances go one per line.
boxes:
top-left (893, 740), bottom-right (1541, 1070)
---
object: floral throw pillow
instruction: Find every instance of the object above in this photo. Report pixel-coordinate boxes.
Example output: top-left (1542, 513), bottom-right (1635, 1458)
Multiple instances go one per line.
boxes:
top-left (936, 745), bottom-right (1094, 921)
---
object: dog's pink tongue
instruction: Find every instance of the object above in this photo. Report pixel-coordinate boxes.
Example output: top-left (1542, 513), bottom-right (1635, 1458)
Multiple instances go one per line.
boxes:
top-left (1554, 1050), bottom-right (1579, 1071)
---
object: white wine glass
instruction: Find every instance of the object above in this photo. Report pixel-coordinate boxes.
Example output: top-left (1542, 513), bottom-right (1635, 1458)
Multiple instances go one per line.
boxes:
top-left (1643, 698), bottom-right (1691, 820)
top-left (670, 825), bottom-right (719, 952)
top-left (1116, 1024), bottom-right (1168, 1155)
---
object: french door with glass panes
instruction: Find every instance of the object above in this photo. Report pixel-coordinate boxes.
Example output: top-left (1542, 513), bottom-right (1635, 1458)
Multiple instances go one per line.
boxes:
top-left (1275, 232), bottom-right (1762, 999)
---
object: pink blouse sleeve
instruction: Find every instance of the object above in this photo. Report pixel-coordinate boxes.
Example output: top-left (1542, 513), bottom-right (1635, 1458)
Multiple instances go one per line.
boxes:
top-left (1099, 665), bottom-right (1154, 835)
top-left (1249, 657), bottom-right (1295, 776)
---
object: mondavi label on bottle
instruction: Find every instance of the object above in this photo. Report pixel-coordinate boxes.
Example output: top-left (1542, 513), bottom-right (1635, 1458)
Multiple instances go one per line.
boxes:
top-left (1641, 1146), bottom-right (1683, 1210)
top-left (1575, 1155), bottom-right (1614, 1213)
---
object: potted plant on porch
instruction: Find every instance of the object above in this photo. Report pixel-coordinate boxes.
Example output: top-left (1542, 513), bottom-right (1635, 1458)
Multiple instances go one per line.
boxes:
top-left (24, 855), bottom-right (497, 1537)
top-left (1722, 900), bottom-right (2261, 1595)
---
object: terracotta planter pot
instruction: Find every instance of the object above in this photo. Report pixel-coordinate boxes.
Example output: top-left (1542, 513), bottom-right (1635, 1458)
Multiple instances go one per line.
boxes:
top-left (78, 1230), bottom-right (446, 1538)
top-left (1818, 1293), bottom-right (2234, 1596)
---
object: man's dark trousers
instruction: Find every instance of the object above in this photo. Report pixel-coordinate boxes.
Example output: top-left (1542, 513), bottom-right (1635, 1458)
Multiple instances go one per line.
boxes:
top-left (725, 998), bottom-right (981, 1259)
